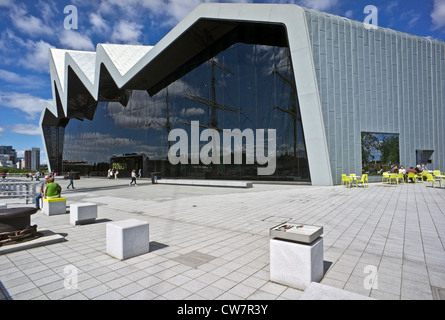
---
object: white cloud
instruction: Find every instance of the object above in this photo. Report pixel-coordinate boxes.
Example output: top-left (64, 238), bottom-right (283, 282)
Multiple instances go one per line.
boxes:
top-left (89, 13), bottom-right (110, 34)
top-left (297, 0), bottom-right (339, 11)
top-left (165, 0), bottom-right (202, 24)
top-left (140, 0), bottom-right (165, 13)
top-left (0, 69), bottom-right (44, 89)
top-left (431, 0), bottom-right (445, 30)
top-left (59, 29), bottom-right (95, 51)
top-left (110, 21), bottom-right (144, 44)
top-left (0, 91), bottom-right (51, 120)
top-left (11, 124), bottom-right (41, 136)
top-left (0, 0), bottom-right (13, 7)
top-left (0, 30), bottom-right (54, 73)
top-left (0, 69), bottom-right (25, 83)
top-left (0, 127), bottom-right (4, 136)
top-left (180, 107), bottom-right (205, 117)
top-left (344, 10), bottom-right (353, 18)
top-left (19, 39), bottom-right (55, 73)
top-left (36, 0), bottom-right (58, 24)
top-left (9, 4), bottom-right (54, 37)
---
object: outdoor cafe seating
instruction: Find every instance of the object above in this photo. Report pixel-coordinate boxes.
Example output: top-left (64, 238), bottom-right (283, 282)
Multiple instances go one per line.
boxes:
top-left (342, 169), bottom-right (444, 188)
top-left (342, 173), bottom-right (368, 188)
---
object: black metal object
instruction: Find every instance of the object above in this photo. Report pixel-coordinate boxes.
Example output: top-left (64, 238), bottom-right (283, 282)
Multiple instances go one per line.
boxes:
top-left (0, 207), bottom-right (37, 233)
top-left (151, 172), bottom-right (161, 184)
top-left (0, 225), bottom-right (38, 243)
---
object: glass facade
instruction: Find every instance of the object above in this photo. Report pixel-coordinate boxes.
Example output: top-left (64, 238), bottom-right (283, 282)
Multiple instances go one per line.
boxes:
top-left (60, 25), bottom-right (310, 181)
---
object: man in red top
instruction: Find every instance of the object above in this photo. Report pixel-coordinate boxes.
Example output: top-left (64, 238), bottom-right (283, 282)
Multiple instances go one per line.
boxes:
top-left (406, 167), bottom-right (418, 183)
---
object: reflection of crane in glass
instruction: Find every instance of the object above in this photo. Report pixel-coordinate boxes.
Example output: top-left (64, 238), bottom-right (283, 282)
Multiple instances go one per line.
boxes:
top-left (145, 87), bottom-right (172, 152)
top-left (272, 67), bottom-right (300, 159)
top-left (185, 58), bottom-right (236, 130)
top-left (182, 58), bottom-right (238, 176)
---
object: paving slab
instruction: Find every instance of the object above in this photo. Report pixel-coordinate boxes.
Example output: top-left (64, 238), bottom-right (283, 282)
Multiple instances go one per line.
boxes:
top-left (0, 177), bottom-right (444, 300)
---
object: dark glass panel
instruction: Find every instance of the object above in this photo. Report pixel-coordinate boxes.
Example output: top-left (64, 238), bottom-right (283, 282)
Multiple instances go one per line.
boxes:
top-left (59, 23), bottom-right (310, 182)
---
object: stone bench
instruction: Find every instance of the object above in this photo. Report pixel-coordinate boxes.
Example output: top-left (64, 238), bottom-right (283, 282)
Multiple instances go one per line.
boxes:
top-left (43, 197), bottom-right (67, 216)
top-left (106, 219), bottom-right (149, 260)
top-left (156, 179), bottom-right (253, 188)
top-left (0, 203), bottom-right (6, 209)
top-left (70, 203), bottom-right (97, 226)
top-left (270, 237), bottom-right (324, 290)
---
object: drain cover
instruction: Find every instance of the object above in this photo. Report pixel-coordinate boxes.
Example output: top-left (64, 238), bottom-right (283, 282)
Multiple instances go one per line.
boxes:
top-left (172, 251), bottom-right (216, 268)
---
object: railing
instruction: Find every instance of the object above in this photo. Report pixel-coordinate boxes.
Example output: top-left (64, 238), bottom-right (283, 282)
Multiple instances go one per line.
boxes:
top-left (0, 180), bottom-right (40, 204)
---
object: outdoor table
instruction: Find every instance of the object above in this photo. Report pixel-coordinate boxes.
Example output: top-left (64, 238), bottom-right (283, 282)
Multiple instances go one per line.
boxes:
top-left (435, 175), bottom-right (445, 188)
top-left (347, 175), bottom-right (361, 187)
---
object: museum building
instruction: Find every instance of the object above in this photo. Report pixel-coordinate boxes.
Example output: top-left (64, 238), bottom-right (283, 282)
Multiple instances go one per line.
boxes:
top-left (40, 3), bottom-right (445, 185)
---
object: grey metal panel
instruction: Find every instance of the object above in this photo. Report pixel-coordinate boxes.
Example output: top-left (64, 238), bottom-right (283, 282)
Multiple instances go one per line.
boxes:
top-left (304, 8), bottom-right (445, 184)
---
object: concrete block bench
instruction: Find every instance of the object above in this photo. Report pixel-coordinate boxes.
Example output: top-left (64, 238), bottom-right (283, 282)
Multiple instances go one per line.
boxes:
top-left (106, 219), bottom-right (149, 260)
top-left (156, 179), bottom-right (253, 188)
top-left (270, 237), bottom-right (324, 290)
top-left (43, 197), bottom-right (67, 216)
top-left (70, 203), bottom-right (97, 226)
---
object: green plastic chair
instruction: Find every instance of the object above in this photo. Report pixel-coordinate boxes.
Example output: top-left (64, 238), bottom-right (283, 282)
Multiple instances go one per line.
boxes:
top-left (425, 174), bottom-right (439, 188)
top-left (408, 172), bottom-right (417, 183)
top-left (433, 174), bottom-right (442, 187)
top-left (356, 174), bottom-right (368, 188)
top-left (416, 173), bottom-right (424, 183)
top-left (389, 173), bottom-right (398, 184)
top-left (382, 172), bottom-right (390, 183)
top-left (342, 175), bottom-right (353, 188)
top-left (397, 172), bottom-right (405, 184)
top-left (341, 174), bottom-right (347, 186)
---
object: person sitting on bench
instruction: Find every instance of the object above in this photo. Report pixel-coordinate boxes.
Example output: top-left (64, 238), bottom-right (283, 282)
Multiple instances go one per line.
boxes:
top-left (43, 177), bottom-right (62, 199)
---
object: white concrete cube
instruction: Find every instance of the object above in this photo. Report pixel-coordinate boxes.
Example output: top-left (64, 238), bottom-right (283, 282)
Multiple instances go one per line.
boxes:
top-left (70, 203), bottom-right (97, 225)
top-left (270, 237), bottom-right (324, 290)
top-left (43, 198), bottom-right (67, 216)
top-left (106, 219), bottom-right (149, 260)
top-left (0, 203), bottom-right (7, 209)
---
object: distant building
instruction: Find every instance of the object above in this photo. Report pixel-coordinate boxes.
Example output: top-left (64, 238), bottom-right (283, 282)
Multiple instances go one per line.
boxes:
top-left (0, 145), bottom-right (17, 167)
top-left (16, 158), bottom-right (25, 169)
top-left (24, 148), bottom-right (40, 170)
top-left (24, 150), bottom-right (32, 170)
top-left (31, 147), bottom-right (40, 171)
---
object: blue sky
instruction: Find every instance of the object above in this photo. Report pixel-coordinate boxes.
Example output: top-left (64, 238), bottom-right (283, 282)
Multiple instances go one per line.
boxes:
top-left (0, 0), bottom-right (444, 164)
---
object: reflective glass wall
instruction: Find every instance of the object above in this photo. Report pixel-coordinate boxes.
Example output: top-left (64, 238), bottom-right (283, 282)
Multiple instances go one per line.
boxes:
top-left (61, 25), bottom-right (310, 181)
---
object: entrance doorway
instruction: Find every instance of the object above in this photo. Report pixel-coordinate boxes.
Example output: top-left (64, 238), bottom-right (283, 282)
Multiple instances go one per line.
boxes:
top-left (416, 150), bottom-right (434, 168)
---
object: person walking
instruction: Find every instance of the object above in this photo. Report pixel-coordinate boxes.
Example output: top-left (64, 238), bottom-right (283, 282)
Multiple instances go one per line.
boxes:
top-left (67, 171), bottom-right (75, 189)
top-left (129, 169), bottom-right (137, 186)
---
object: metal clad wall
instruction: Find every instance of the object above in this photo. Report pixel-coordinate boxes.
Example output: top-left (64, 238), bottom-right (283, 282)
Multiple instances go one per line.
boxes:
top-left (304, 9), bottom-right (445, 184)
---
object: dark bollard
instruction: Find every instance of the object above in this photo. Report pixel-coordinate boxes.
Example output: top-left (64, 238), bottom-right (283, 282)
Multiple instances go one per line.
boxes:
top-left (0, 207), bottom-right (38, 233)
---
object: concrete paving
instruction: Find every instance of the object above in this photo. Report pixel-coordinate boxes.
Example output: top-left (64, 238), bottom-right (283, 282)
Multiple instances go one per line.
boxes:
top-left (1, 177), bottom-right (444, 300)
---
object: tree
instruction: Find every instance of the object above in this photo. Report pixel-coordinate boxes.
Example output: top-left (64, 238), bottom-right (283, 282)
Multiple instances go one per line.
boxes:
top-left (377, 135), bottom-right (399, 166)
top-left (361, 133), bottom-right (379, 166)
